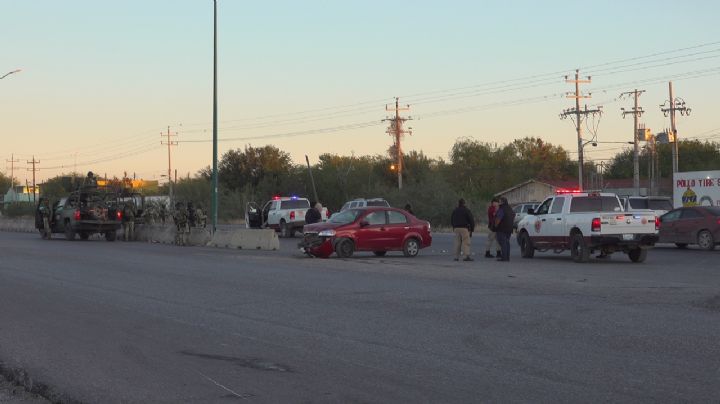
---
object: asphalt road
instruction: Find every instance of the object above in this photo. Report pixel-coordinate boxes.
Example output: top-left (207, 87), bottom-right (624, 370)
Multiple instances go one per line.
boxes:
top-left (0, 230), bottom-right (719, 403)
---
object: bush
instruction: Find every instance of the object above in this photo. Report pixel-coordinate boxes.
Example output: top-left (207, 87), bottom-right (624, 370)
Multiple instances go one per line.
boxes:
top-left (1, 202), bottom-right (36, 218)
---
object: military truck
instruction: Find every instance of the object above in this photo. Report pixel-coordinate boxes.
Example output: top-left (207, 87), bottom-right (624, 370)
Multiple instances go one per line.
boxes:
top-left (45, 188), bottom-right (122, 241)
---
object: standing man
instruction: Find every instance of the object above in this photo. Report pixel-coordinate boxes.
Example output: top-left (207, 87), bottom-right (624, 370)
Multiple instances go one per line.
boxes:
top-left (122, 201), bottom-right (136, 241)
top-left (451, 198), bottom-right (475, 262)
top-left (187, 202), bottom-right (197, 228)
top-left (39, 198), bottom-right (53, 239)
top-left (173, 202), bottom-right (189, 246)
top-left (494, 197), bottom-right (516, 262)
top-left (305, 202), bottom-right (322, 225)
top-left (195, 205), bottom-right (207, 228)
top-left (485, 198), bottom-right (501, 258)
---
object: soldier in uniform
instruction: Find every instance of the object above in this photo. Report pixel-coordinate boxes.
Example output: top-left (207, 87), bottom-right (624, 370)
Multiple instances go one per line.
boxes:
top-left (173, 202), bottom-right (189, 246)
top-left (158, 202), bottom-right (167, 225)
top-left (195, 205), bottom-right (207, 228)
top-left (39, 198), bottom-right (53, 239)
top-left (187, 202), bottom-right (197, 228)
top-left (122, 201), bottom-right (136, 241)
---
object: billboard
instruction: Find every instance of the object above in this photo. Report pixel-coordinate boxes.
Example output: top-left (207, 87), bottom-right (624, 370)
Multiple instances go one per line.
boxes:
top-left (673, 170), bottom-right (720, 208)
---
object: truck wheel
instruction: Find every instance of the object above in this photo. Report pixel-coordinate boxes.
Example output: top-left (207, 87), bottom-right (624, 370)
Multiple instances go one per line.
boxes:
top-left (335, 238), bottom-right (354, 258)
top-left (697, 230), bottom-right (715, 251)
top-left (628, 248), bottom-right (647, 263)
top-left (64, 223), bottom-right (76, 241)
top-left (519, 231), bottom-right (535, 258)
top-left (105, 231), bottom-right (117, 242)
top-left (280, 220), bottom-right (290, 238)
top-left (79, 232), bottom-right (90, 240)
top-left (570, 233), bottom-right (590, 263)
top-left (402, 238), bottom-right (420, 257)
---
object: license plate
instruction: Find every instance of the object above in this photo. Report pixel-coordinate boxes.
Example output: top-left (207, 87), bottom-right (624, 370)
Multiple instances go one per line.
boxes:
top-left (622, 234), bottom-right (634, 241)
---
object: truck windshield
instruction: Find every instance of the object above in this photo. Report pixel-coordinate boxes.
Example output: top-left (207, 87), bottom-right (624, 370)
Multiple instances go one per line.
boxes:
top-left (330, 209), bottom-right (361, 224)
top-left (629, 198), bottom-right (673, 211)
top-left (280, 200), bottom-right (310, 209)
top-left (570, 196), bottom-right (622, 213)
top-left (366, 200), bottom-right (390, 207)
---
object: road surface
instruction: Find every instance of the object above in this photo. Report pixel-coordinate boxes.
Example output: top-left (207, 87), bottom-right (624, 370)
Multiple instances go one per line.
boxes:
top-left (0, 231), bottom-right (718, 403)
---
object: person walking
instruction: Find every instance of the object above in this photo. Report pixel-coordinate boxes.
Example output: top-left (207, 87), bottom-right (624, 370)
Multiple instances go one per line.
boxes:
top-left (305, 202), bottom-right (322, 225)
top-left (494, 197), bottom-right (516, 262)
top-left (485, 198), bottom-right (501, 258)
top-left (122, 201), bottom-right (136, 241)
top-left (451, 198), bottom-right (475, 262)
top-left (39, 198), bottom-right (53, 239)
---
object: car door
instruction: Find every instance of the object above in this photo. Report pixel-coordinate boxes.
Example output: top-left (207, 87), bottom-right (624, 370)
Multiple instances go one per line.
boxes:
top-left (384, 210), bottom-right (412, 249)
top-left (528, 198), bottom-right (553, 248)
top-left (658, 209), bottom-right (681, 243)
top-left (545, 196), bottom-right (566, 244)
top-left (676, 208), bottom-right (704, 244)
top-left (354, 210), bottom-right (388, 250)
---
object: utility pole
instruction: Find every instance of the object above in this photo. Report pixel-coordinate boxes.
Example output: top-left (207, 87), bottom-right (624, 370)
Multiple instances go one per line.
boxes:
top-left (161, 126), bottom-right (178, 203)
top-left (26, 156), bottom-right (39, 203)
top-left (383, 97), bottom-right (412, 190)
top-left (5, 153), bottom-right (19, 189)
top-left (660, 81), bottom-right (691, 173)
top-left (211, 0), bottom-right (219, 233)
top-left (305, 155), bottom-right (319, 204)
top-left (620, 89), bottom-right (645, 196)
top-left (560, 69), bottom-right (601, 191)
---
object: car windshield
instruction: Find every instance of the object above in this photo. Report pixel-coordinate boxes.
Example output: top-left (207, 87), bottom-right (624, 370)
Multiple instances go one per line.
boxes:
top-left (330, 209), bottom-right (362, 224)
top-left (629, 198), bottom-right (673, 210)
top-left (569, 196), bottom-right (622, 213)
top-left (280, 199), bottom-right (310, 209)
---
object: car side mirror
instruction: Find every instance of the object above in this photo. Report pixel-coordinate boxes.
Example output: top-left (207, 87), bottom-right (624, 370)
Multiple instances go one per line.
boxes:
top-left (527, 209), bottom-right (535, 215)
top-left (359, 220), bottom-right (369, 227)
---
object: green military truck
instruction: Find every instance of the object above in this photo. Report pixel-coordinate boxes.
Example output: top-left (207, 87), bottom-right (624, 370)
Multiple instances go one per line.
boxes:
top-left (43, 188), bottom-right (122, 241)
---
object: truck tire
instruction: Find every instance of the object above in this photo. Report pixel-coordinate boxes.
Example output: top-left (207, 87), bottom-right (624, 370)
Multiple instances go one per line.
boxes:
top-left (335, 238), bottom-right (354, 258)
top-left (64, 222), bottom-right (76, 241)
top-left (628, 248), bottom-right (647, 263)
top-left (518, 231), bottom-right (535, 258)
top-left (697, 230), bottom-right (715, 251)
top-left (570, 233), bottom-right (590, 263)
top-left (105, 231), bottom-right (117, 242)
top-left (402, 238), bottom-right (420, 257)
top-left (280, 220), bottom-right (291, 238)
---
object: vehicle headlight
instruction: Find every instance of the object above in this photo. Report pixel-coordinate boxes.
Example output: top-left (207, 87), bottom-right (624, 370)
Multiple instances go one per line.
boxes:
top-left (318, 229), bottom-right (336, 237)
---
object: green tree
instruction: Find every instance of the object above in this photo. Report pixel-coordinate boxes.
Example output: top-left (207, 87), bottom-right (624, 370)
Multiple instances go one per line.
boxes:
top-left (0, 172), bottom-right (11, 193)
top-left (218, 145), bottom-right (292, 191)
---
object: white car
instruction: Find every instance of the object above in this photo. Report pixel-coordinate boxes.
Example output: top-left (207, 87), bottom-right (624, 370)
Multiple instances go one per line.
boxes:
top-left (247, 196), bottom-right (329, 237)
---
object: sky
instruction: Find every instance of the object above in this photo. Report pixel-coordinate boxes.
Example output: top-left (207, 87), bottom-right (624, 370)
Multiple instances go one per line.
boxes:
top-left (2, 0), bottom-right (720, 184)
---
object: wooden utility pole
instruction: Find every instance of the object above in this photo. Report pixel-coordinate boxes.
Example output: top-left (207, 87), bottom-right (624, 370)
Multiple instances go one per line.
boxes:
top-left (26, 156), bottom-right (39, 203)
top-left (383, 98), bottom-right (412, 190)
top-left (620, 89), bottom-right (645, 196)
top-left (161, 126), bottom-right (178, 202)
top-left (560, 70), bottom-right (601, 191)
top-left (660, 81), bottom-right (691, 173)
top-left (305, 155), bottom-right (319, 204)
top-left (5, 153), bottom-right (19, 189)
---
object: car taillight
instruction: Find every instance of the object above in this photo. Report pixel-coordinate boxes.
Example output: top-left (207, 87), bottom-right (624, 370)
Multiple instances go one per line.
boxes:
top-left (290, 211), bottom-right (295, 220)
top-left (74, 210), bottom-right (81, 221)
top-left (655, 216), bottom-right (660, 231)
top-left (591, 218), bottom-right (601, 232)
top-left (117, 210), bottom-right (122, 221)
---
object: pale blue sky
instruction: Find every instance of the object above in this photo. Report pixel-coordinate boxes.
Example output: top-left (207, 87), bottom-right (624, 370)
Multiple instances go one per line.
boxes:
top-left (2, 0), bottom-right (719, 182)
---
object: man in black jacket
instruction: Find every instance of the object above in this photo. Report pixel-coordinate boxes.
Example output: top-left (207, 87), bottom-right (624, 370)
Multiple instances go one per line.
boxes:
top-left (305, 202), bottom-right (322, 225)
top-left (451, 198), bottom-right (475, 262)
top-left (494, 197), bottom-right (515, 262)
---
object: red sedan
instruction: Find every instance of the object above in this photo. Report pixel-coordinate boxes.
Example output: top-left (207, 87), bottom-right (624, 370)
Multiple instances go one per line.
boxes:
top-left (299, 207), bottom-right (432, 258)
top-left (659, 206), bottom-right (720, 250)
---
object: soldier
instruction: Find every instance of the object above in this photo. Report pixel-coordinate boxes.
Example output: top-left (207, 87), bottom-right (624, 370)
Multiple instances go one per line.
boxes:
top-left (84, 171), bottom-right (98, 189)
top-left (187, 202), bottom-right (197, 228)
top-left (158, 202), bottom-right (167, 225)
top-left (122, 201), bottom-right (136, 241)
top-left (39, 198), bottom-right (53, 239)
top-left (195, 205), bottom-right (207, 228)
top-left (173, 202), bottom-right (189, 246)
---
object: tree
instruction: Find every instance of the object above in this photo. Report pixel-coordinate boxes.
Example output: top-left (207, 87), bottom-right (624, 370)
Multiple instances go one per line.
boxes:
top-left (0, 172), bottom-right (11, 193)
top-left (605, 140), bottom-right (720, 179)
top-left (218, 145), bottom-right (293, 191)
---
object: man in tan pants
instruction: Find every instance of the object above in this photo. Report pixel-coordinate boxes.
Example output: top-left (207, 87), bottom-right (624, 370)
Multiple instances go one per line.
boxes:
top-left (451, 198), bottom-right (475, 261)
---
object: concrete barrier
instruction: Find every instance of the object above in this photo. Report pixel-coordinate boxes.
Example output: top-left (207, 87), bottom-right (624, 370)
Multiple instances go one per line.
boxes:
top-left (0, 218), bottom-right (36, 234)
top-left (208, 228), bottom-right (279, 250)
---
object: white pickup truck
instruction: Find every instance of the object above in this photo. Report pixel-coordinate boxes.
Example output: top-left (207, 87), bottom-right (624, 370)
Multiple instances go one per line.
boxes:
top-left (516, 192), bottom-right (659, 263)
top-left (246, 197), bottom-right (329, 237)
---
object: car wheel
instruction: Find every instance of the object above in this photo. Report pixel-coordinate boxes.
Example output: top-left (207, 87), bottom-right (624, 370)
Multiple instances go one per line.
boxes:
top-left (570, 233), bottom-right (589, 263)
top-left (697, 230), bottom-right (715, 251)
top-left (373, 251), bottom-right (387, 257)
top-left (64, 223), bottom-right (76, 241)
top-left (280, 220), bottom-right (290, 238)
top-left (402, 238), bottom-right (420, 257)
top-left (519, 231), bottom-right (535, 258)
top-left (628, 248), bottom-right (647, 263)
top-left (79, 232), bottom-right (90, 240)
top-left (675, 243), bottom-right (688, 249)
top-left (335, 238), bottom-right (354, 258)
top-left (105, 231), bottom-right (117, 242)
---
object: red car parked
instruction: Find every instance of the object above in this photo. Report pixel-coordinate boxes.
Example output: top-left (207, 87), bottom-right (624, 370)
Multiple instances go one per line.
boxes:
top-left (659, 206), bottom-right (720, 250)
top-left (299, 207), bottom-right (432, 258)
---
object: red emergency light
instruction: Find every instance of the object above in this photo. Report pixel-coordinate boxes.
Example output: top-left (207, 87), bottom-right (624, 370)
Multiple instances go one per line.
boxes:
top-left (556, 188), bottom-right (581, 194)
top-left (272, 196), bottom-right (281, 200)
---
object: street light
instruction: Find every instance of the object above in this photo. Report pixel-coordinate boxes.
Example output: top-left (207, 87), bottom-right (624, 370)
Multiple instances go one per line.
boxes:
top-left (0, 69), bottom-right (21, 80)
